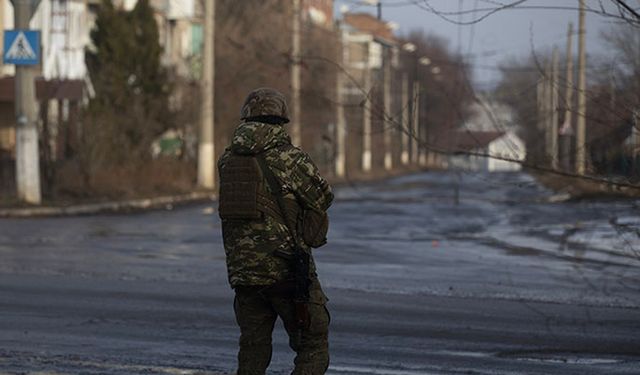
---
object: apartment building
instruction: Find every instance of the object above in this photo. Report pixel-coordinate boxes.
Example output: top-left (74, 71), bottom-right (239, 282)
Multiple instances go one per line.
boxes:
top-left (0, 0), bottom-right (204, 156)
top-left (340, 12), bottom-right (399, 172)
top-left (0, 0), bottom-right (91, 156)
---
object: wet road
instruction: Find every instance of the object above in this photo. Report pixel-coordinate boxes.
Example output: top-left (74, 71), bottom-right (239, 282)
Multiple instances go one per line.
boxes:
top-left (1, 172), bottom-right (639, 374)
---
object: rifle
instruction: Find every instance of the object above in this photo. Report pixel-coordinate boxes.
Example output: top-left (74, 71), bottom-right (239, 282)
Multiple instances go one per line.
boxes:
top-left (256, 154), bottom-right (311, 331)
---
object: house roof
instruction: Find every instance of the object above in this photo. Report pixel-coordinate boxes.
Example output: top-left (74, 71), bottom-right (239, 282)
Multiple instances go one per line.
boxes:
top-left (342, 13), bottom-right (397, 44)
top-left (0, 77), bottom-right (84, 102)
top-left (452, 131), bottom-right (505, 152)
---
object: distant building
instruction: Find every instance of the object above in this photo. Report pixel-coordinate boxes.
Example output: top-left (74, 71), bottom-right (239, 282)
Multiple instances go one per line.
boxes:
top-left (114, 0), bottom-right (203, 78)
top-left (447, 96), bottom-right (526, 172)
top-left (448, 130), bottom-right (526, 172)
top-left (339, 12), bottom-right (400, 171)
top-left (463, 95), bottom-right (518, 132)
top-left (341, 12), bottom-right (398, 74)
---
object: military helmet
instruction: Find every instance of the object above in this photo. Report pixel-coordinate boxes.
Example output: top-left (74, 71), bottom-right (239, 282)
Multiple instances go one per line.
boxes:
top-left (240, 87), bottom-right (290, 124)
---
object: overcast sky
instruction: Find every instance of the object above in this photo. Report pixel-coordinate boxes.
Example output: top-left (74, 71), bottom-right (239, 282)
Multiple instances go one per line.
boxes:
top-left (334, 0), bottom-right (634, 88)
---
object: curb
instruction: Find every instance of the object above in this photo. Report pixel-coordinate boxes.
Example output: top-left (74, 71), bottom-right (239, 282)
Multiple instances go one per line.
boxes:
top-left (0, 168), bottom-right (432, 218)
top-left (0, 192), bottom-right (216, 218)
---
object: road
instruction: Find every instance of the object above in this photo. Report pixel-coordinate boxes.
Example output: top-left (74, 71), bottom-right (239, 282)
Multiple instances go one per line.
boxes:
top-left (0, 171), bottom-right (639, 374)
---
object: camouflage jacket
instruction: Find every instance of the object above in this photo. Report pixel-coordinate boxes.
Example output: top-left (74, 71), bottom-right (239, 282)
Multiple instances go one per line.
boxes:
top-left (217, 121), bottom-right (334, 288)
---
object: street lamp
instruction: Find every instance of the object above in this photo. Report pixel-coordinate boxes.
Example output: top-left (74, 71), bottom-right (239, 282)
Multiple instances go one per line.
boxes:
top-left (402, 42), bottom-right (416, 53)
top-left (406, 53), bottom-right (430, 166)
top-left (419, 57), bottom-right (431, 66)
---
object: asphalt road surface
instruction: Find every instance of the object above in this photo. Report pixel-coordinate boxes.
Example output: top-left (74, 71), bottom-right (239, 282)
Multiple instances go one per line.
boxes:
top-left (1, 172), bottom-right (639, 374)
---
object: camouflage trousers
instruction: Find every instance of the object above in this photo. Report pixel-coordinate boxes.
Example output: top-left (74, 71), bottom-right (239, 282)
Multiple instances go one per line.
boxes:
top-left (233, 279), bottom-right (330, 375)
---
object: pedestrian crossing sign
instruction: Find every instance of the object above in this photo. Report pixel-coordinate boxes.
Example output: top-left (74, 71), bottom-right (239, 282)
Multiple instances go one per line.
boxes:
top-left (3, 30), bottom-right (40, 65)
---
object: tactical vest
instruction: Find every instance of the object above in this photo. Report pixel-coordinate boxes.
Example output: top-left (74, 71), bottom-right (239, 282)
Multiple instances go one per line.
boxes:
top-left (218, 153), bottom-right (285, 221)
top-left (219, 150), bottom-right (327, 249)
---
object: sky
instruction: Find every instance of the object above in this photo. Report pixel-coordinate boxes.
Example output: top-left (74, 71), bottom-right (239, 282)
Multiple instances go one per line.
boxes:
top-left (333, 0), bottom-right (634, 88)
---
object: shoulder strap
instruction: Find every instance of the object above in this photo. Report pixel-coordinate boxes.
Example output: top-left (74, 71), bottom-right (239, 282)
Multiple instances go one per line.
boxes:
top-left (255, 154), bottom-right (301, 246)
top-left (258, 152), bottom-right (312, 318)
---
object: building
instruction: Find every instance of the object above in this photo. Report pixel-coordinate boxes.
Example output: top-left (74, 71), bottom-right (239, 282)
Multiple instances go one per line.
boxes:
top-left (0, 0), bottom-right (92, 158)
top-left (445, 96), bottom-right (526, 172)
top-left (0, 0), bottom-right (204, 158)
top-left (463, 95), bottom-right (517, 132)
top-left (341, 12), bottom-right (398, 75)
top-left (0, 0), bottom-right (92, 80)
top-left (340, 12), bottom-right (400, 172)
top-left (114, 0), bottom-right (203, 78)
top-left (447, 130), bottom-right (526, 172)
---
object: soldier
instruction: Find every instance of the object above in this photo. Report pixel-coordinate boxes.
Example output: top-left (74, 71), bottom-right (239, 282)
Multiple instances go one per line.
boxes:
top-left (217, 87), bottom-right (333, 374)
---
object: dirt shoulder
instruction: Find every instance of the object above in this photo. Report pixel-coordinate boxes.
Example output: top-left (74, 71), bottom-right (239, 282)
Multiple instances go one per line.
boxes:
top-left (530, 169), bottom-right (640, 200)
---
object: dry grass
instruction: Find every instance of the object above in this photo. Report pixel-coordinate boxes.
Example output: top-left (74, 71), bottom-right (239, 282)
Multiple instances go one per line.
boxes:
top-left (532, 170), bottom-right (640, 199)
top-left (54, 158), bottom-right (197, 201)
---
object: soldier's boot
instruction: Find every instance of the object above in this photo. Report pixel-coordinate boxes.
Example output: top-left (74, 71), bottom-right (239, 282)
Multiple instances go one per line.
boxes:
top-left (235, 288), bottom-right (278, 375)
top-left (287, 302), bottom-right (330, 375)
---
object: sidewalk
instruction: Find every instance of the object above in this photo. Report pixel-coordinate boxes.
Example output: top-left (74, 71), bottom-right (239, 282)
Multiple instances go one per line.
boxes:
top-left (0, 191), bottom-right (215, 218)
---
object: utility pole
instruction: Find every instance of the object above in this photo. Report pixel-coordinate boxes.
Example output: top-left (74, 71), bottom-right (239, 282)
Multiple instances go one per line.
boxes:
top-left (291, 0), bottom-right (302, 146)
top-left (362, 55), bottom-right (372, 173)
top-left (550, 47), bottom-right (559, 169)
top-left (536, 75), bottom-right (545, 165)
top-left (576, 0), bottom-right (587, 175)
top-left (418, 91), bottom-right (427, 166)
top-left (561, 22), bottom-right (574, 172)
top-left (633, 110), bottom-right (639, 174)
top-left (14, 0), bottom-right (41, 204)
top-left (197, 0), bottom-right (215, 189)
top-left (540, 61), bottom-right (550, 165)
top-left (536, 79), bottom-right (543, 126)
top-left (544, 58), bottom-right (551, 140)
top-left (0, 1), bottom-right (4, 73)
top-left (383, 47), bottom-right (392, 171)
top-left (335, 27), bottom-right (346, 178)
top-left (411, 81), bottom-right (419, 164)
top-left (609, 71), bottom-right (615, 128)
top-left (400, 73), bottom-right (409, 165)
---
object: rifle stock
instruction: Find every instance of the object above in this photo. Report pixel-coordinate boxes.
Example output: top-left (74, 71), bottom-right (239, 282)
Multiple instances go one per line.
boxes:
top-left (294, 248), bottom-right (311, 328)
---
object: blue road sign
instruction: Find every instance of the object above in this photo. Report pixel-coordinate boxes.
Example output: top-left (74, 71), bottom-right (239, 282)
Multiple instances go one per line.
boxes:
top-left (3, 30), bottom-right (40, 65)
